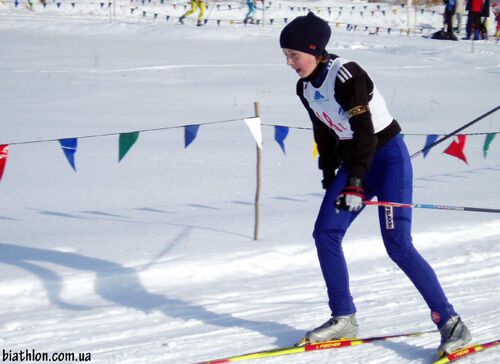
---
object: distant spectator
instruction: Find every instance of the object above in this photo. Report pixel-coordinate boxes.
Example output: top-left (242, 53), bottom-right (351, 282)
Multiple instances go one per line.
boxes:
top-left (493, 1), bottom-right (500, 38)
top-left (479, 0), bottom-right (490, 39)
top-left (430, 0), bottom-right (458, 40)
top-left (179, 0), bottom-right (205, 27)
top-left (444, 0), bottom-right (457, 35)
top-left (455, 0), bottom-right (465, 33)
top-left (464, 0), bottom-right (485, 40)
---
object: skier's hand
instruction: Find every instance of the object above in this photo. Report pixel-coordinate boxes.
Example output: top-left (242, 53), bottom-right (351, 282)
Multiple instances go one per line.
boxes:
top-left (335, 177), bottom-right (364, 212)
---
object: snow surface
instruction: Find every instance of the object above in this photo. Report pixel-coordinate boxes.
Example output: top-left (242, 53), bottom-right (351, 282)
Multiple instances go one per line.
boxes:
top-left (0, 1), bottom-right (499, 363)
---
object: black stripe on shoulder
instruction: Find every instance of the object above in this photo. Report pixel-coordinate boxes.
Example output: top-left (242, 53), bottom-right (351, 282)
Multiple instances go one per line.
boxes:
top-left (340, 61), bottom-right (369, 78)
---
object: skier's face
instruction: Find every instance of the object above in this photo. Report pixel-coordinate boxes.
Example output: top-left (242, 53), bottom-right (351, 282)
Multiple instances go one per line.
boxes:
top-left (283, 48), bottom-right (319, 78)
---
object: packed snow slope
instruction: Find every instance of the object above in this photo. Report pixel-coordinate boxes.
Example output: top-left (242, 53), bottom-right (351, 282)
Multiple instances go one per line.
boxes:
top-left (0, 4), bottom-right (499, 364)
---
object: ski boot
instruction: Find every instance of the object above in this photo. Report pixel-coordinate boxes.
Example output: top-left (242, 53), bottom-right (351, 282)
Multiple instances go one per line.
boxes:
top-left (437, 316), bottom-right (472, 357)
top-left (178, 16), bottom-right (185, 25)
top-left (297, 314), bottom-right (358, 346)
top-left (244, 16), bottom-right (254, 25)
top-left (197, 19), bottom-right (203, 27)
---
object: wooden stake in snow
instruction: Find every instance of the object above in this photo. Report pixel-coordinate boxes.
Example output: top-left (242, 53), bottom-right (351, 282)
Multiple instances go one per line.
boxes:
top-left (244, 104), bottom-right (263, 241)
top-left (253, 102), bottom-right (262, 240)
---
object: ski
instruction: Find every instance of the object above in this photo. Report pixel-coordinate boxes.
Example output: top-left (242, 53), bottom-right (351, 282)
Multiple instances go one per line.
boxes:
top-left (196, 329), bottom-right (437, 363)
top-left (433, 339), bottom-right (500, 363)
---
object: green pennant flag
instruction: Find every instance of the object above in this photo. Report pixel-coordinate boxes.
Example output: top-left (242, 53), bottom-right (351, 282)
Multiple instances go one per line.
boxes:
top-left (119, 132), bottom-right (139, 162)
top-left (483, 133), bottom-right (496, 158)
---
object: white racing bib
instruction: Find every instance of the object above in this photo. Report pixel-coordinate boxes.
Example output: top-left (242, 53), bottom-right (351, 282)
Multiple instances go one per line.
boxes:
top-left (303, 57), bottom-right (393, 140)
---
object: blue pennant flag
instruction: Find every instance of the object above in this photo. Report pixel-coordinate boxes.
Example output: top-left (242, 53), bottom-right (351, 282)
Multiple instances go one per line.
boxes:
top-left (423, 134), bottom-right (439, 158)
top-left (184, 124), bottom-right (201, 148)
top-left (274, 126), bottom-right (289, 154)
top-left (59, 138), bottom-right (78, 172)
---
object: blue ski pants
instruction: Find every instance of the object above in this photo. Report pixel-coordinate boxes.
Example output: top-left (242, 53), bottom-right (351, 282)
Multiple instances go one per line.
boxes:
top-left (313, 135), bottom-right (456, 328)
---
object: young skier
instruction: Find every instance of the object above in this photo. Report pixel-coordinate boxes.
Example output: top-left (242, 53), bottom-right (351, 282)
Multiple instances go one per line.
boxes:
top-left (279, 12), bottom-right (471, 357)
top-left (179, 0), bottom-right (205, 27)
top-left (244, 0), bottom-right (263, 24)
top-left (244, 0), bottom-right (256, 24)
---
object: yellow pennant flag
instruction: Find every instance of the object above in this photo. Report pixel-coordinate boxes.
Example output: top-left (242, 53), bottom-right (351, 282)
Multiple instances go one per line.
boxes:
top-left (313, 141), bottom-right (318, 158)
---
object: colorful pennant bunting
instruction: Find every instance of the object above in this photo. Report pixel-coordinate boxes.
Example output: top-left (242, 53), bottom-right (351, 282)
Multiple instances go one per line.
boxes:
top-left (0, 144), bottom-right (9, 182)
top-left (59, 138), bottom-right (78, 171)
top-left (244, 117), bottom-right (262, 149)
top-left (483, 133), bottom-right (496, 158)
top-left (443, 134), bottom-right (468, 164)
top-left (274, 126), bottom-right (289, 154)
top-left (423, 134), bottom-right (439, 158)
top-left (184, 124), bottom-right (201, 148)
top-left (119, 132), bottom-right (140, 162)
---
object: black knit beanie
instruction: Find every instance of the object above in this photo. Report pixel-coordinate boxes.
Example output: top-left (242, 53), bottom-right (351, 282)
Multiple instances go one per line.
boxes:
top-left (279, 12), bottom-right (331, 56)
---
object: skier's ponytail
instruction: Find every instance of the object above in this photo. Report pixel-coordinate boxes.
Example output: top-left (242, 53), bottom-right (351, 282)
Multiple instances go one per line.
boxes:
top-left (318, 51), bottom-right (329, 64)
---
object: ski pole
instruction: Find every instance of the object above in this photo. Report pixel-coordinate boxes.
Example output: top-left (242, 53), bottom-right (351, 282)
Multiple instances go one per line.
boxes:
top-left (364, 200), bottom-right (500, 214)
top-left (410, 105), bottom-right (500, 159)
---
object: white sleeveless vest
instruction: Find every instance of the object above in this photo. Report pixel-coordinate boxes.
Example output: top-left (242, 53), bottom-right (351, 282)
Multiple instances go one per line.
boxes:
top-left (303, 57), bottom-right (393, 140)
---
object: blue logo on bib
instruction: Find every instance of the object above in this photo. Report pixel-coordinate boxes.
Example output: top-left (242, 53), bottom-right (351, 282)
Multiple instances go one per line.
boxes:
top-left (314, 91), bottom-right (325, 101)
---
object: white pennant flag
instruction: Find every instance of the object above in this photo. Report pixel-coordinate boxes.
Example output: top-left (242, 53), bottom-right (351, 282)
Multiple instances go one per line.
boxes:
top-left (244, 117), bottom-right (263, 149)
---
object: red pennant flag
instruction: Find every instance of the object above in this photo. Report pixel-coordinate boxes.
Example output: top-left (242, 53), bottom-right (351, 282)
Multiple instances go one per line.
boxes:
top-left (443, 134), bottom-right (468, 164)
top-left (0, 144), bottom-right (9, 182)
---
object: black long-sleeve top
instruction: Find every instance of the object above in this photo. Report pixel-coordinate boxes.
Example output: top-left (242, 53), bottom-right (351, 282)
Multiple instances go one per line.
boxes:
top-left (296, 54), bottom-right (401, 181)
